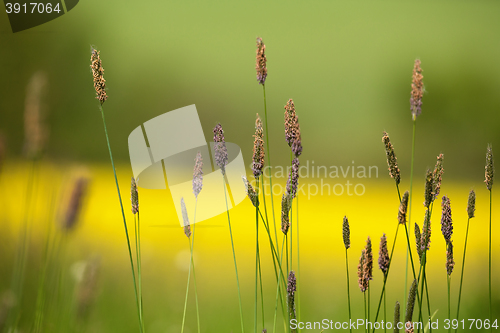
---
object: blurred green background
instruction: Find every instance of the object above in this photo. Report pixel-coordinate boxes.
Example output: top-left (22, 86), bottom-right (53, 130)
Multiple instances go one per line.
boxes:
top-left (1, 1), bottom-right (500, 332)
top-left (1, 0), bottom-right (499, 178)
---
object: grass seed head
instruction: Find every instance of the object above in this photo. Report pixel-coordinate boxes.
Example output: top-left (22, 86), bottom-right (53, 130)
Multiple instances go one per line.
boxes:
top-left (432, 154), bottom-right (444, 198)
top-left (398, 191), bottom-right (409, 224)
top-left (378, 233), bottom-right (390, 276)
top-left (256, 37), bottom-right (267, 85)
top-left (252, 114), bottom-right (265, 178)
top-left (242, 176), bottom-right (259, 207)
top-left (287, 270), bottom-right (297, 319)
top-left (423, 169), bottom-right (434, 208)
top-left (414, 223), bottom-right (423, 263)
top-left (357, 249), bottom-right (368, 292)
top-left (393, 301), bottom-right (400, 333)
top-left (281, 194), bottom-right (291, 235)
top-left (90, 48), bottom-right (107, 105)
top-left (485, 144), bottom-right (494, 191)
top-left (62, 176), bottom-right (90, 231)
top-left (213, 123), bottom-right (228, 175)
top-left (446, 240), bottom-right (454, 276)
top-left (364, 236), bottom-right (373, 282)
top-left (342, 216), bottom-right (350, 249)
top-left (193, 151), bottom-right (203, 198)
top-left (181, 197), bottom-right (191, 238)
top-left (286, 158), bottom-right (300, 199)
top-left (131, 177), bottom-right (139, 214)
top-left (421, 209), bottom-right (432, 254)
top-left (24, 71), bottom-right (48, 159)
top-left (410, 59), bottom-right (423, 121)
top-left (284, 99), bottom-right (302, 157)
top-left (467, 189), bottom-right (476, 219)
top-left (440, 195), bottom-right (453, 241)
top-left (405, 279), bottom-right (418, 323)
top-left (382, 131), bottom-right (401, 185)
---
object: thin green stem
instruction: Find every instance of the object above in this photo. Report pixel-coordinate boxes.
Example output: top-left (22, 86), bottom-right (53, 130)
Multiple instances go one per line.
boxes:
top-left (273, 236), bottom-right (287, 333)
top-left (371, 224), bottom-right (400, 333)
top-left (364, 292), bottom-right (367, 333)
top-left (446, 274), bottom-right (451, 332)
top-left (192, 201), bottom-right (201, 333)
top-left (258, 240), bottom-right (265, 331)
top-left (255, 186), bottom-right (259, 333)
top-left (407, 120), bottom-right (417, 316)
top-left (99, 105), bottom-right (142, 332)
top-left (384, 291), bottom-right (386, 333)
top-left (368, 286), bottom-right (371, 324)
top-left (296, 195), bottom-right (301, 328)
top-left (424, 269), bottom-right (431, 332)
top-left (137, 212), bottom-right (145, 333)
top-left (181, 236), bottom-right (193, 333)
top-left (455, 217), bottom-right (471, 332)
top-left (489, 189), bottom-right (492, 333)
top-left (10, 159), bottom-right (37, 329)
top-left (222, 175), bottom-right (245, 333)
top-left (262, 84), bottom-right (278, 248)
top-left (345, 249), bottom-right (352, 333)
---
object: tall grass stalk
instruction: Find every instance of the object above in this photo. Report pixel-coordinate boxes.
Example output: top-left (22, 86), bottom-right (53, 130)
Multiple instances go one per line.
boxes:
top-left (262, 85), bottom-right (278, 248)
top-left (181, 199), bottom-right (200, 333)
top-left (257, 205), bottom-right (287, 331)
top-left (488, 189), bottom-right (492, 332)
top-left (222, 176), bottom-right (245, 333)
top-left (135, 212), bottom-right (145, 333)
top-left (255, 180), bottom-right (260, 333)
top-left (455, 220), bottom-right (470, 327)
top-left (33, 188), bottom-right (57, 332)
top-left (447, 275), bottom-right (451, 333)
top-left (99, 105), bottom-right (143, 332)
top-left (406, 120), bottom-right (416, 314)
top-left (345, 248), bottom-right (352, 333)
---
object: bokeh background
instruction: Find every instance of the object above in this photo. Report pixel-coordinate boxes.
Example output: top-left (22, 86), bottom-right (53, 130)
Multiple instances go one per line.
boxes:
top-left (1, 1), bottom-right (499, 332)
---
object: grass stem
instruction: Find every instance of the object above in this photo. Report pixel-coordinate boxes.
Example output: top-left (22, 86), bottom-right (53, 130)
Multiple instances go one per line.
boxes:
top-left (99, 105), bottom-right (143, 332)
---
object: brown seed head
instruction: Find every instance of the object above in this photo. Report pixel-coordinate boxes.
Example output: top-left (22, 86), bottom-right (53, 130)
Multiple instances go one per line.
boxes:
top-left (90, 48), bottom-right (107, 105)
top-left (485, 144), bottom-right (494, 191)
top-left (467, 189), bottom-right (476, 219)
top-left (24, 71), bottom-right (49, 159)
top-left (284, 99), bottom-right (303, 157)
top-left (242, 176), bottom-right (259, 207)
top-left (62, 176), bottom-right (90, 231)
top-left (382, 131), bottom-right (401, 185)
top-left (213, 123), bottom-right (228, 175)
top-left (421, 209), bottom-right (432, 254)
top-left (363, 236), bottom-right (373, 282)
top-left (432, 154), bottom-right (444, 198)
top-left (342, 216), bottom-right (350, 249)
top-left (446, 240), bottom-right (454, 276)
top-left (131, 177), bottom-right (139, 214)
top-left (256, 37), bottom-right (267, 85)
top-left (193, 151), bottom-right (203, 198)
top-left (423, 169), bottom-right (434, 208)
top-left (414, 223), bottom-right (423, 263)
top-left (378, 233), bottom-right (390, 276)
top-left (252, 114), bottom-right (265, 178)
top-left (440, 195), bottom-right (453, 241)
top-left (405, 279), bottom-right (418, 323)
top-left (287, 270), bottom-right (297, 320)
top-left (410, 59), bottom-right (424, 121)
top-left (398, 191), bottom-right (409, 224)
top-left (281, 194), bottom-right (291, 235)
top-left (393, 301), bottom-right (401, 333)
top-left (76, 257), bottom-right (101, 321)
top-left (357, 249), bottom-right (368, 292)
top-left (181, 198), bottom-right (191, 238)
